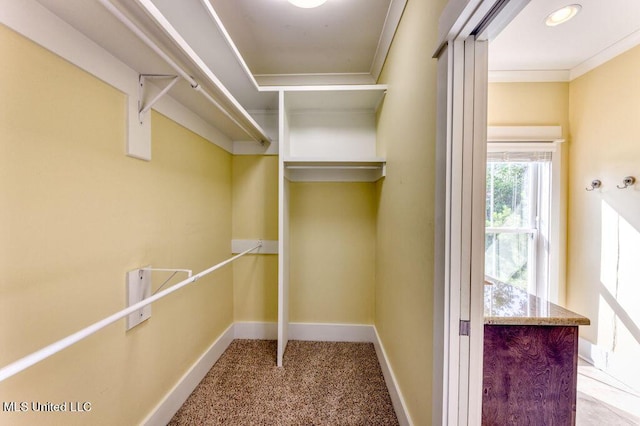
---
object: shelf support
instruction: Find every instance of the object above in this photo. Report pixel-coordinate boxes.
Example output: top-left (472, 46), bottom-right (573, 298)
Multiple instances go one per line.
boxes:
top-left (138, 74), bottom-right (179, 124)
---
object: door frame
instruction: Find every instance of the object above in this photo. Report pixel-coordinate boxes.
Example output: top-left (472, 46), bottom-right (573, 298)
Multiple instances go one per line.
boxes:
top-left (432, 1), bottom-right (530, 424)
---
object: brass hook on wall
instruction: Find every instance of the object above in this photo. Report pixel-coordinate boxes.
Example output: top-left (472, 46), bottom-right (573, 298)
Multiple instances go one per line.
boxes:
top-left (617, 176), bottom-right (636, 189)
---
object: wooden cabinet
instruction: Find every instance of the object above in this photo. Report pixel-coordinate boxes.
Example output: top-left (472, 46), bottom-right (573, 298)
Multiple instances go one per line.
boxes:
top-left (482, 325), bottom-right (579, 425)
top-left (482, 281), bottom-right (590, 425)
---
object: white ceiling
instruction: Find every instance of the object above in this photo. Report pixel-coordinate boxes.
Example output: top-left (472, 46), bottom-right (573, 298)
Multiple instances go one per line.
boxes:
top-left (489, 0), bottom-right (640, 81)
top-left (212, 0), bottom-right (392, 77)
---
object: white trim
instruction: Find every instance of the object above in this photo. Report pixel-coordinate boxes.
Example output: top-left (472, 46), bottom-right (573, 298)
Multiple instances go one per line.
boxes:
top-left (488, 69), bottom-right (570, 82)
top-left (233, 140), bottom-right (280, 155)
top-left (578, 337), bottom-right (640, 393)
top-left (434, 0), bottom-right (482, 55)
top-left (468, 40), bottom-right (489, 424)
top-left (277, 89), bottom-right (290, 367)
top-left (370, 0), bottom-right (408, 81)
top-left (255, 73), bottom-right (375, 87)
top-left (288, 323), bottom-right (376, 342)
top-left (234, 322), bottom-right (278, 340)
top-left (578, 337), bottom-right (608, 370)
top-left (261, 83), bottom-right (388, 93)
top-left (571, 29), bottom-right (640, 81)
top-left (490, 30), bottom-right (640, 83)
top-left (0, 0), bottom-right (235, 154)
top-left (198, 0), bottom-right (260, 91)
top-left (231, 240), bottom-right (279, 255)
top-left (433, 40), bottom-right (450, 426)
top-left (373, 327), bottom-right (411, 426)
top-left (487, 142), bottom-right (560, 152)
top-left (142, 324), bottom-right (234, 426)
top-left (487, 126), bottom-right (563, 142)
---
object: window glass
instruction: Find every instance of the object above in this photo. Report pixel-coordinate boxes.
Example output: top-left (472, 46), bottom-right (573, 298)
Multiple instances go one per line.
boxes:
top-left (485, 232), bottom-right (531, 290)
top-left (485, 162), bottom-right (532, 229)
top-left (485, 154), bottom-right (551, 294)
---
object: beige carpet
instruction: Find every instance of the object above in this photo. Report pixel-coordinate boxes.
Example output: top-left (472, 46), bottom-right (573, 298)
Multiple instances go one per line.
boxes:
top-left (169, 340), bottom-right (399, 425)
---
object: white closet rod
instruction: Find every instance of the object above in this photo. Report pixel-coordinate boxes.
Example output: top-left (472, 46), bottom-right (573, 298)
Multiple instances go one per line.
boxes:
top-left (0, 243), bottom-right (262, 383)
top-left (96, 0), bottom-right (269, 144)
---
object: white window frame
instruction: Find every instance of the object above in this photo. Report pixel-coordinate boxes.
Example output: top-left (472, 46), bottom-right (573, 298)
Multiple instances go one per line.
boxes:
top-left (487, 127), bottom-right (564, 303)
top-left (485, 153), bottom-right (544, 296)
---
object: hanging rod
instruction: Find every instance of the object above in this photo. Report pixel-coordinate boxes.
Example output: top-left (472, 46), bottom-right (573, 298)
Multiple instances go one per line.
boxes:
top-left (133, 0), bottom-right (270, 144)
top-left (0, 243), bottom-right (261, 383)
top-left (96, 0), bottom-right (270, 144)
top-left (142, 267), bottom-right (193, 277)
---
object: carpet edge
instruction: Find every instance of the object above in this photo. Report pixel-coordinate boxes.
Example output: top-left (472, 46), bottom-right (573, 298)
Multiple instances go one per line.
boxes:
top-left (141, 324), bottom-right (235, 426)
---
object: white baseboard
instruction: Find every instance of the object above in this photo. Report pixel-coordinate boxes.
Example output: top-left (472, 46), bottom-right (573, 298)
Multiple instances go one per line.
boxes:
top-left (233, 322), bottom-right (377, 343)
top-left (288, 322), bottom-right (376, 342)
top-left (372, 327), bottom-right (411, 426)
top-left (143, 322), bottom-right (411, 425)
top-left (578, 337), bottom-right (608, 368)
top-left (142, 324), bottom-right (234, 426)
top-left (579, 337), bottom-right (640, 392)
top-left (234, 321), bottom-right (278, 339)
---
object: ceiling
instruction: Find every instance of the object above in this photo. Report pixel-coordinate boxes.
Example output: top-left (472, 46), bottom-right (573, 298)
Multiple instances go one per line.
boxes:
top-left (212, 0), bottom-right (392, 77)
top-left (489, 0), bottom-right (640, 81)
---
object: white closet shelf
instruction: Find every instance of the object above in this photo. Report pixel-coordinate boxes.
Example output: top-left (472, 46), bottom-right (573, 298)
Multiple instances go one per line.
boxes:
top-left (283, 85), bottom-right (387, 113)
top-left (284, 158), bottom-right (386, 182)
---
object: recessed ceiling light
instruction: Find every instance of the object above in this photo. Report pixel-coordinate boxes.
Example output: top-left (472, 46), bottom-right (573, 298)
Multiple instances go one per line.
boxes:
top-left (545, 4), bottom-right (582, 27)
top-left (288, 0), bottom-right (328, 8)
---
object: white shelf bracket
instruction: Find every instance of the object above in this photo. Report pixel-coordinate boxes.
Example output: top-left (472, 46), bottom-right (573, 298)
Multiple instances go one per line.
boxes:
top-left (126, 267), bottom-right (152, 330)
top-left (138, 74), bottom-right (179, 124)
top-left (125, 266), bottom-right (193, 330)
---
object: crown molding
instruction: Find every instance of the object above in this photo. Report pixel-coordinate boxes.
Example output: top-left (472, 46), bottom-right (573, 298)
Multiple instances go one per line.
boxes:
top-left (488, 70), bottom-right (570, 82)
top-left (570, 28), bottom-right (640, 80)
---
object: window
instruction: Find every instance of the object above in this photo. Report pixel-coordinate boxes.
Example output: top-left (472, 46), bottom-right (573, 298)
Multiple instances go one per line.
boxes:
top-left (485, 138), bottom-right (561, 300)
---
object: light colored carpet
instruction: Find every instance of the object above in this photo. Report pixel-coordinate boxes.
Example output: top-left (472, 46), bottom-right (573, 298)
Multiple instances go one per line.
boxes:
top-left (169, 340), bottom-right (399, 425)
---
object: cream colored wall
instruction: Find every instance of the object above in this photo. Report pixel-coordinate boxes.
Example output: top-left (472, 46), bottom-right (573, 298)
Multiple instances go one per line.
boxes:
top-left (231, 156), bottom-right (279, 322)
top-left (374, 0), bottom-right (446, 423)
top-left (487, 82), bottom-right (570, 304)
top-left (568, 45), bottom-right (640, 387)
top-left (289, 183), bottom-right (376, 324)
top-left (0, 26), bottom-right (233, 425)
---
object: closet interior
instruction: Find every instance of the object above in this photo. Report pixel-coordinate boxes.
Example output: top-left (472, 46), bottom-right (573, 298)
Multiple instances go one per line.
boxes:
top-left (276, 86), bottom-right (387, 365)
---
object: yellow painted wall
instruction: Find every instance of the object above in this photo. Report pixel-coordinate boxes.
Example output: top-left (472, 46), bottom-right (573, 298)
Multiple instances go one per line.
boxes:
top-left (374, 0), bottom-right (446, 423)
top-left (487, 82), bottom-right (570, 304)
top-left (488, 82), bottom-right (570, 131)
top-left (289, 183), bottom-right (376, 324)
top-left (231, 156), bottom-right (279, 322)
top-left (0, 26), bottom-right (233, 425)
top-left (568, 45), bottom-right (640, 387)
